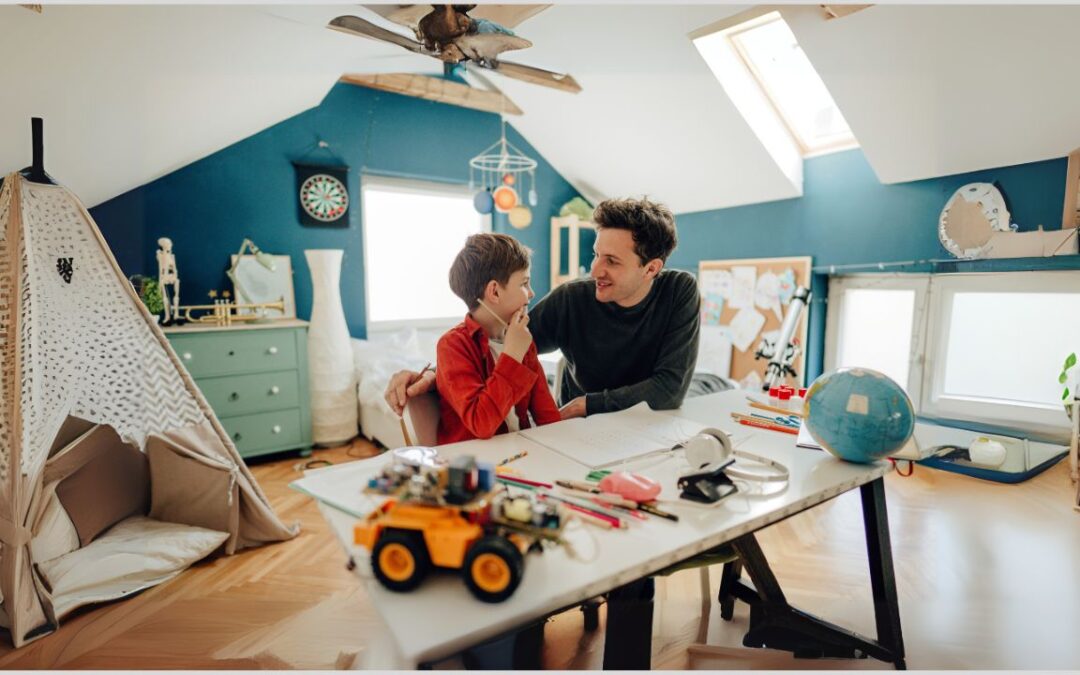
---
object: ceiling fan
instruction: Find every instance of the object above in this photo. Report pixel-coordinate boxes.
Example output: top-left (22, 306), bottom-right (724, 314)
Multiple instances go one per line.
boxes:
top-left (328, 4), bottom-right (581, 94)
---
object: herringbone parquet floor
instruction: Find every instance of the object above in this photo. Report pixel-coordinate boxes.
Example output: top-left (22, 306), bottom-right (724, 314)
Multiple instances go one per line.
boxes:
top-left (0, 439), bottom-right (1076, 670)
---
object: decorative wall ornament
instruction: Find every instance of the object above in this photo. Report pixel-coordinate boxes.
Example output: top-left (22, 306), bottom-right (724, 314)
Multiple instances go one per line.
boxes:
top-left (305, 249), bottom-right (358, 445)
top-left (939, 182), bottom-right (1078, 259)
top-left (469, 117), bottom-right (537, 223)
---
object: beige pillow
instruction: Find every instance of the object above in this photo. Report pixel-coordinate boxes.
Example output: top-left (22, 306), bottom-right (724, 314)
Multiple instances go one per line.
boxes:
top-left (55, 426), bottom-right (149, 546)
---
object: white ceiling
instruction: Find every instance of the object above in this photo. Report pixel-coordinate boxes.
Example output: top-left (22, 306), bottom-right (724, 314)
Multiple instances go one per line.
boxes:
top-left (784, 3), bottom-right (1080, 184)
top-left (2, 4), bottom-right (1078, 213)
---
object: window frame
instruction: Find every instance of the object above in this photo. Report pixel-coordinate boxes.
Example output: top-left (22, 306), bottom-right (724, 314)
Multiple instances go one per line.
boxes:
top-left (919, 271), bottom-right (1080, 438)
top-left (724, 12), bottom-right (858, 157)
top-left (360, 174), bottom-right (490, 332)
top-left (824, 274), bottom-right (931, 405)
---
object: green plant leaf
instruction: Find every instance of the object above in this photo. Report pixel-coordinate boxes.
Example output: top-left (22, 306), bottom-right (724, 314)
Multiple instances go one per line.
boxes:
top-left (1061, 373), bottom-right (1069, 384)
top-left (1067, 353), bottom-right (1077, 370)
top-left (1064, 387), bottom-right (1071, 401)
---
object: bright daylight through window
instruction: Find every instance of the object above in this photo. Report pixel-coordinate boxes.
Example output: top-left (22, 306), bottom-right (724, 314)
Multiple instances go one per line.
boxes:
top-left (695, 11), bottom-right (857, 155)
top-left (362, 177), bottom-right (488, 327)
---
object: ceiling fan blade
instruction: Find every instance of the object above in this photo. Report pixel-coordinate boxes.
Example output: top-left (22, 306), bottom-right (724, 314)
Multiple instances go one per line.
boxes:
top-left (490, 61), bottom-right (582, 94)
top-left (328, 15), bottom-right (427, 56)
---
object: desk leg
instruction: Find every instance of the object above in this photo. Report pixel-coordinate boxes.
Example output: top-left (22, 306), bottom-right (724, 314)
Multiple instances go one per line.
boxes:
top-left (861, 477), bottom-right (906, 670)
top-left (728, 478), bottom-right (906, 669)
top-left (602, 577), bottom-right (654, 669)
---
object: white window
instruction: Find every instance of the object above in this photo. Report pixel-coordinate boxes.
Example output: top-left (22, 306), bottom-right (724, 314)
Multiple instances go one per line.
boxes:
top-left (361, 176), bottom-right (489, 330)
top-left (921, 272), bottom-right (1080, 438)
top-left (825, 275), bottom-right (930, 402)
top-left (693, 11), bottom-right (857, 157)
top-left (826, 271), bottom-right (1080, 440)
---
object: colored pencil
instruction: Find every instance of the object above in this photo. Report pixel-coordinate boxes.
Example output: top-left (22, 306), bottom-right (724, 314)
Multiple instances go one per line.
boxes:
top-left (496, 475), bottom-right (553, 489)
top-left (737, 418), bottom-right (799, 435)
top-left (749, 400), bottom-right (804, 418)
top-left (562, 502), bottom-right (616, 529)
top-left (498, 450), bottom-right (528, 466)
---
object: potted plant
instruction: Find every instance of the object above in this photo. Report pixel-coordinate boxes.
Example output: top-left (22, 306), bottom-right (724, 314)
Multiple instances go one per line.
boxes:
top-left (131, 275), bottom-right (165, 321)
top-left (1058, 353), bottom-right (1080, 490)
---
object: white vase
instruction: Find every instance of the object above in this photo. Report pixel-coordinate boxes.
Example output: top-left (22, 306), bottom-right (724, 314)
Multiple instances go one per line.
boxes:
top-left (305, 249), bottom-right (358, 446)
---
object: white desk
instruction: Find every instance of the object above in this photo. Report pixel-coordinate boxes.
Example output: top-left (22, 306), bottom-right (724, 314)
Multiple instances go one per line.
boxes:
top-left (294, 390), bottom-right (903, 668)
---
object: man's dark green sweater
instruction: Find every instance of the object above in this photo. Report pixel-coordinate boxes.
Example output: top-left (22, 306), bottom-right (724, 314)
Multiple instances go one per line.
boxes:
top-left (529, 269), bottom-right (701, 416)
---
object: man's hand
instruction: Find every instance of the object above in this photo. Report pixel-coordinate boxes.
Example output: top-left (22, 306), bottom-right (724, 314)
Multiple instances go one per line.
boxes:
top-left (384, 369), bottom-right (436, 416)
top-left (559, 396), bottom-right (587, 420)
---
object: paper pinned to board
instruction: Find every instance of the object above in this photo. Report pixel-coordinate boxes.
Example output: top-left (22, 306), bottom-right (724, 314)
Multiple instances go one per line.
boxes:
top-left (777, 268), bottom-right (797, 306)
top-left (519, 402), bottom-right (706, 469)
top-left (700, 268), bottom-right (733, 299)
top-left (730, 266), bottom-right (756, 309)
top-left (755, 271), bottom-right (783, 322)
top-left (701, 292), bottom-right (725, 326)
top-left (698, 325), bottom-right (733, 378)
top-left (729, 306), bottom-right (766, 352)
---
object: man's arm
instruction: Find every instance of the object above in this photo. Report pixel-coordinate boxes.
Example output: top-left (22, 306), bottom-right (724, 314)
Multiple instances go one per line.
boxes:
top-left (584, 276), bottom-right (701, 415)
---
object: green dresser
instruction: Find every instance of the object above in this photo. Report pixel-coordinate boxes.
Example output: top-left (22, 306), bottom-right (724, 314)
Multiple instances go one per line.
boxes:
top-left (164, 320), bottom-right (313, 460)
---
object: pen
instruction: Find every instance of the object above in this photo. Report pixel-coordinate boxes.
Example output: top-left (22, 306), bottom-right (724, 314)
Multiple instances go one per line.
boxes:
top-left (555, 479), bottom-right (601, 493)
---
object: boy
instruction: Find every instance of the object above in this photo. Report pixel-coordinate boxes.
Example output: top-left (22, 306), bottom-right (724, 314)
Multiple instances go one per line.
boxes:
top-left (435, 233), bottom-right (561, 444)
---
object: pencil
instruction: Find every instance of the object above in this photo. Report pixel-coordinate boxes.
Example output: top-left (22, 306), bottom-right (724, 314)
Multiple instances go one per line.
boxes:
top-left (499, 450), bottom-right (528, 466)
top-left (737, 418), bottom-right (799, 435)
top-left (497, 475), bottom-right (554, 490)
top-left (562, 502), bottom-right (616, 529)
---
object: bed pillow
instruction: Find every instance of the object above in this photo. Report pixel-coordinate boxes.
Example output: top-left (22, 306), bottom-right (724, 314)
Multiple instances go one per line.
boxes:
top-left (30, 494), bottom-right (80, 563)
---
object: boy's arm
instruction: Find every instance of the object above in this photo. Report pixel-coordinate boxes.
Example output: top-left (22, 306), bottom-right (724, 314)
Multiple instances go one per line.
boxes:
top-left (437, 333), bottom-right (538, 440)
top-left (525, 346), bottom-right (562, 426)
top-left (585, 276), bottom-right (701, 415)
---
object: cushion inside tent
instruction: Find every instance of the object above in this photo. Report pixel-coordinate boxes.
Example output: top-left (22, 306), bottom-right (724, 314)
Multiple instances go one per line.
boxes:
top-left (18, 417), bottom-right (232, 623)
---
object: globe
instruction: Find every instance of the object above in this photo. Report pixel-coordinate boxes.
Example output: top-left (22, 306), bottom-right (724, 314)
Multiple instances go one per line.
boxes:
top-left (802, 367), bottom-right (915, 464)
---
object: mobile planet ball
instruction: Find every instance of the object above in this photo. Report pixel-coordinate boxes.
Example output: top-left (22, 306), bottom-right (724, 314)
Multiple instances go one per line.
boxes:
top-left (473, 190), bottom-right (494, 214)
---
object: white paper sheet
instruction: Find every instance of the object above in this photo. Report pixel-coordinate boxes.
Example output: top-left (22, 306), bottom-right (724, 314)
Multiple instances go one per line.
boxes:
top-left (755, 271), bottom-right (783, 322)
top-left (698, 325), bottom-right (733, 377)
top-left (730, 266), bottom-right (756, 309)
top-left (729, 306), bottom-right (766, 352)
top-left (519, 402), bottom-right (706, 468)
top-left (700, 269), bottom-right (733, 299)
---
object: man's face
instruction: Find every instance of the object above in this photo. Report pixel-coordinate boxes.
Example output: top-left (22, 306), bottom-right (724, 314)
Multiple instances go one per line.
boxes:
top-left (590, 228), bottom-right (659, 307)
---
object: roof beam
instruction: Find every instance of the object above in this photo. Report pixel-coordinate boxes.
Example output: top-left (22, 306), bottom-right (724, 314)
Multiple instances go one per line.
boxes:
top-left (820, 5), bottom-right (872, 20)
top-left (340, 73), bottom-right (523, 116)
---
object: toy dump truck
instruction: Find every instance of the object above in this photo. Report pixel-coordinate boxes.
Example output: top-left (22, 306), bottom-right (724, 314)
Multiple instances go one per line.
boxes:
top-left (355, 454), bottom-right (563, 602)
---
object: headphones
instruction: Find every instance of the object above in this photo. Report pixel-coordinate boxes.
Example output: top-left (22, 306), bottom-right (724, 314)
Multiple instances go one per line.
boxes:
top-left (677, 428), bottom-right (790, 483)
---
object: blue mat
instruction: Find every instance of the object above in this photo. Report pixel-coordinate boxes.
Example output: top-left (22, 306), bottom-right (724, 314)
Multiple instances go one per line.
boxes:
top-left (917, 445), bottom-right (1067, 484)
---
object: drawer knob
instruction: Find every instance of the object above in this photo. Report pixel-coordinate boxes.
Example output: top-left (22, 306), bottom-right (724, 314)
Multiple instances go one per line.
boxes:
top-left (269, 385), bottom-right (281, 395)
top-left (182, 352), bottom-right (192, 361)
top-left (228, 350), bottom-right (235, 357)
top-left (229, 392), bottom-right (240, 401)
top-left (267, 346), bottom-right (279, 355)
top-left (233, 432), bottom-right (242, 442)
top-left (272, 424), bottom-right (282, 434)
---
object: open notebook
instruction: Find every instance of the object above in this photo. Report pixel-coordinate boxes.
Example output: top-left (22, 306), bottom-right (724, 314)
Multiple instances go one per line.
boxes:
top-left (519, 402), bottom-right (706, 469)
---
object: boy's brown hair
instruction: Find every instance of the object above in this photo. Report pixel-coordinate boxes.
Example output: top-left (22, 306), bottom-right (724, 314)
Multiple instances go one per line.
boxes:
top-left (449, 233), bottom-right (531, 311)
top-left (593, 197), bottom-right (678, 264)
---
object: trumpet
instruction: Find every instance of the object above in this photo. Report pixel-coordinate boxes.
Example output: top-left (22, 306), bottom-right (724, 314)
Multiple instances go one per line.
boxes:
top-left (179, 299), bottom-right (286, 327)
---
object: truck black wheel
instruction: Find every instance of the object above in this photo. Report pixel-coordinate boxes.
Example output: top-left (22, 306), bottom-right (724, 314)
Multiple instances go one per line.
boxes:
top-left (372, 529), bottom-right (430, 592)
top-left (463, 535), bottom-right (524, 603)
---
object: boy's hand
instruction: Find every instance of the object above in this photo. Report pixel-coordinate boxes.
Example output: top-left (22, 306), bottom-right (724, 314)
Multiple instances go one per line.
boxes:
top-left (385, 369), bottom-right (436, 416)
top-left (502, 307), bottom-right (532, 363)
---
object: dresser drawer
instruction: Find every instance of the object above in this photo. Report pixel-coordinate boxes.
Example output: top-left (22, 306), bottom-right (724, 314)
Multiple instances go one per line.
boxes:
top-left (221, 409), bottom-right (303, 457)
top-left (171, 329), bottom-right (298, 378)
top-left (197, 370), bottom-right (300, 418)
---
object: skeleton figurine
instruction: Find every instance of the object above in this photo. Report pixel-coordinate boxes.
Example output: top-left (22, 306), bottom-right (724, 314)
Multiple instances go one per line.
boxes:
top-left (156, 237), bottom-right (180, 324)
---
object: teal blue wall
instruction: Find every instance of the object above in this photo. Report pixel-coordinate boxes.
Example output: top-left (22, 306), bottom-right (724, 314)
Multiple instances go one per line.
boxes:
top-left (90, 81), bottom-right (580, 338)
top-left (669, 149), bottom-right (1074, 379)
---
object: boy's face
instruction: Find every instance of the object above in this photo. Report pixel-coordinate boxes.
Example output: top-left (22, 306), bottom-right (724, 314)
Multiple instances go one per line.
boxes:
top-left (490, 266), bottom-right (534, 321)
top-left (591, 228), bottom-right (661, 307)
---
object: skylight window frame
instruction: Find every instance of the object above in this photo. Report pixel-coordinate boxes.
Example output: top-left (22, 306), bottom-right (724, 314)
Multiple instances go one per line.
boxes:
top-left (723, 12), bottom-right (858, 157)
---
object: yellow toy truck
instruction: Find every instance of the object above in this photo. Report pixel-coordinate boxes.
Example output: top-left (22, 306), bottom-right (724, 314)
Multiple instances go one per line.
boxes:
top-left (355, 454), bottom-right (563, 603)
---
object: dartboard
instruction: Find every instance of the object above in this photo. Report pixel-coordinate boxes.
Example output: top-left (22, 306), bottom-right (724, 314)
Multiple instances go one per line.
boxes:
top-left (300, 174), bottom-right (349, 223)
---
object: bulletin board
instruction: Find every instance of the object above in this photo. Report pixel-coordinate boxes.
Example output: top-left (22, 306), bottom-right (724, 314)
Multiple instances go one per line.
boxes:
top-left (698, 256), bottom-right (812, 389)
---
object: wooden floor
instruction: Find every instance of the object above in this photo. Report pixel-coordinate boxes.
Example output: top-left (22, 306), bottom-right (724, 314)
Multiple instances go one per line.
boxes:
top-left (1, 439), bottom-right (1077, 670)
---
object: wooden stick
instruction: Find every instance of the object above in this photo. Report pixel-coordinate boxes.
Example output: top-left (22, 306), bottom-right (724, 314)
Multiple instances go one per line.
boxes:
top-left (399, 417), bottom-right (413, 447)
top-left (749, 400), bottom-right (804, 418)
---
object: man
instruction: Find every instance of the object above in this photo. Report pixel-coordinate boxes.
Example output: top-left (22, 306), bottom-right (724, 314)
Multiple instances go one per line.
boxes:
top-left (385, 196), bottom-right (700, 420)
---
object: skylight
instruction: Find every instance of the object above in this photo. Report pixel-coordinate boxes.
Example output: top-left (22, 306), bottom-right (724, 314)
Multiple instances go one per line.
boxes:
top-left (695, 12), bottom-right (857, 156)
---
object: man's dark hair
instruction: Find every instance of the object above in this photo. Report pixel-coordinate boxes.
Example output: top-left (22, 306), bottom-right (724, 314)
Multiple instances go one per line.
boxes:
top-left (449, 233), bottom-right (531, 311)
top-left (593, 197), bottom-right (677, 264)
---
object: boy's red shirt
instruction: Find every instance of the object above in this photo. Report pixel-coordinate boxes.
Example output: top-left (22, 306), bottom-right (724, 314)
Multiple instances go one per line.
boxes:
top-left (435, 314), bottom-right (561, 445)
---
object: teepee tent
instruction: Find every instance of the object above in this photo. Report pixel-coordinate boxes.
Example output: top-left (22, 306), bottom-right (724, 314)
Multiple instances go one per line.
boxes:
top-left (0, 169), bottom-right (298, 647)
